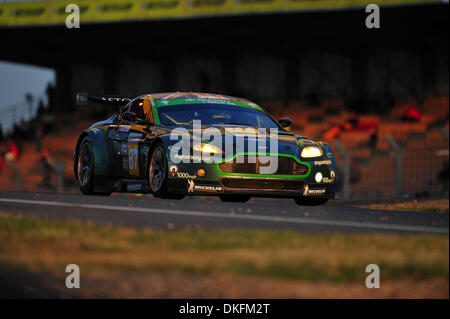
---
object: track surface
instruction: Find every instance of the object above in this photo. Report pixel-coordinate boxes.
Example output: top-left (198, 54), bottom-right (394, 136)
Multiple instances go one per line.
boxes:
top-left (0, 192), bottom-right (448, 234)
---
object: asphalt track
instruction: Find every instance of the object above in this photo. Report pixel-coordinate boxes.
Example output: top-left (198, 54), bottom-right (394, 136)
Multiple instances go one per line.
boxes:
top-left (0, 192), bottom-right (448, 234)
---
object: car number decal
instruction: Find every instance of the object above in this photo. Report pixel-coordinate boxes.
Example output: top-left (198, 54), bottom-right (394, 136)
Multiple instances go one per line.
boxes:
top-left (128, 143), bottom-right (139, 175)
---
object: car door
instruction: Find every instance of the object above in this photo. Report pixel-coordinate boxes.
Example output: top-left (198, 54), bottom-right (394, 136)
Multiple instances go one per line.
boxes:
top-left (118, 97), bottom-right (155, 179)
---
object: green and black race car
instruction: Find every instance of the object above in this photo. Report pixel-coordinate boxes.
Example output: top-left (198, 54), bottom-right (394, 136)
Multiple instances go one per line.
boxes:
top-left (74, 92), bottom-right (337, 205)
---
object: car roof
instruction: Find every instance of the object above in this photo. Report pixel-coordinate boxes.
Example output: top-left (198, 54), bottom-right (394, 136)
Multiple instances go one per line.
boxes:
top-left (145, 92), bottom-right (251, 102)
top-left (139, 92), bottom-right (263, 111)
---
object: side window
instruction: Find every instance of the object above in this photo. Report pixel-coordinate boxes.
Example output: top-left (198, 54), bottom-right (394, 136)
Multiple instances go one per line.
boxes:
top-left (144, 99), bottom-right (154, 124)
top-left (127, 98), bottom-right (153, 124)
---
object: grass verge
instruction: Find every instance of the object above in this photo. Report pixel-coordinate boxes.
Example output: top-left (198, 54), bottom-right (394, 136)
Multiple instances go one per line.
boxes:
top-left (358, 199), bottom-right (449, 213)
top-left (0, 212), bottom-right (448, 283)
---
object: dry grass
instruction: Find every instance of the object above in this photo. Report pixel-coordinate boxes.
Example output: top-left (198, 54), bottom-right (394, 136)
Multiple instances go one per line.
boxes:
top-left (0, 212), bottom-right (448, 284)
top-left (358, 199), bottom-right (449, 213)
top-left (1, 266), bottom-right (447, 298)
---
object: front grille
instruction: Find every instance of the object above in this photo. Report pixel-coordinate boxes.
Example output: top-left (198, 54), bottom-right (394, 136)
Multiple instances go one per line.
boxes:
top-left (221, 178), bottom-right (304, 191)
top-left (218, 155), bottom-right (308, 175)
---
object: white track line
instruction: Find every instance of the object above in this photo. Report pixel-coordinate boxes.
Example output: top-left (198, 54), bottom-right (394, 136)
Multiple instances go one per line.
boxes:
top-left (0, 197), bottom-right (448, 234)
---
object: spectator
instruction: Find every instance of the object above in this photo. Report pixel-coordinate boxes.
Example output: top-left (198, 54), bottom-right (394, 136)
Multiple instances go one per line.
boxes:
top-left (5, 138), bottom-right (20, 162)
top-left (39, 148), bottom-right (55, 189)
top-left (37, 99), bottom-right (46, 117)
top-left (34, 120), bottom-right (43, 152)
top-left (45, 83), bottom-right (56, 112)
top-left (0, 147), bottom-right (6, 174)
top-left (0, 157), bottom-right (5, 173)
top-left (323, 116), bottom-right (378, 142)
top-left (402, 104), bottom-right (421, 122)
top-left (345, 116), bottom-right (378, 132)
top-left (3, 137), bottom-right (21, 188)
top-left (367, 127), bottom-right (378, 155)
top-left (323, 124), bottom-right (341, 142)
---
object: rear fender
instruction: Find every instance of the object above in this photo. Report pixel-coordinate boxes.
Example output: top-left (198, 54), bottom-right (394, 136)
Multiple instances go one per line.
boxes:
top-left (74, 128), bottom-right (109, 178)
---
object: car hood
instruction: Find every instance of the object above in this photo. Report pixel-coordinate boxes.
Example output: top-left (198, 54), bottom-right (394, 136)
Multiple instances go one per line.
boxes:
top-left (167, 123), bottom-right (315, 158)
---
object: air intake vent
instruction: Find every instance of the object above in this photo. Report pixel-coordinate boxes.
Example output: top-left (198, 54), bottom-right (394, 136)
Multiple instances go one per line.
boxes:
top-left (218, 155), bottom-right (308, 175)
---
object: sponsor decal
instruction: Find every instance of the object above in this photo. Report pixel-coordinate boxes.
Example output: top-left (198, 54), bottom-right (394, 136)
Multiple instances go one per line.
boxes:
top-left (224, 127), bottom-right (257, 135)
top-left (169, 165), bottom-right (178, 176)
top-left (189, 0), bottom-right (226, 8)
top-left (121, 142), bottom-right (128, 155)
top-left (303, 184), bottom-right (309, 196)
top-left (187, 179), bottom-right (222, 192)
top-left (11, 7), bottom-right (45, 18)
top-left (303, 184), bottom-right (326, 196)
top-left (173, 154), bottom-right (203, 162)
top-left (322, 177), bottom-right (333, 183)
top-left (194, 184), bottom-right (223, 192)
top-left (187, 97), bottom-right (232, 104)
top-left (142, 0), bottom-right (180, 11)
top-left (97, 3), bottom-right (134, 13)
top-left (322, 170), bottom-right (335, 183)
top-left (314, 160), bottom-right (331, 166)
top-left (128, 143), bottom-right (139, 175)
top-left (127, 183), bottom-right (142, 192)
top-left (176, 172), bottom-right (197, 179)
top-left (118, 125), bottom-right (131, 132)
top-left (308, 188), bottom-right (326, 195)
top-left (1, 0), bottom-right (434, 27)
top-left (237, 0), bottom-right (275, 4)
top-left (187, 179), bottom-right (195, 193)
top-left (128, 132), bottom-right (143, 141)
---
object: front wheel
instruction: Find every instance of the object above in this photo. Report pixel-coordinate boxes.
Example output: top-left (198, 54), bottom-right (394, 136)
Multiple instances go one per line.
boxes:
top-left (148, 144), bottom-right (184, 200)
top-left (294, 197), bottom-right (328, 206)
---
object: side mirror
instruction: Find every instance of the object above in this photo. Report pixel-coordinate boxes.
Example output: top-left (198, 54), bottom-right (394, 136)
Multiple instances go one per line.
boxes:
top-left (122, 111), bottom-right (137, 122)
top-left (278, 118), bottom-right (293, 129)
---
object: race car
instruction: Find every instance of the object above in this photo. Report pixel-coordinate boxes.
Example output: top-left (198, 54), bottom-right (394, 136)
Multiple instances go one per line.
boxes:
top-left (74, 92), bottom-right (337, 205)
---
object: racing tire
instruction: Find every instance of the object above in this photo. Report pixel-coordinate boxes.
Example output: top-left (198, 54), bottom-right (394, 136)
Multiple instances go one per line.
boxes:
top-left (76, 137), bottom-right (111, 196)
top-left (149, 143), bottom-right (185, 200)
top-left (294, 197), bottom-right (328, 206)
top-left (219, 195), bottom-right (251, 203)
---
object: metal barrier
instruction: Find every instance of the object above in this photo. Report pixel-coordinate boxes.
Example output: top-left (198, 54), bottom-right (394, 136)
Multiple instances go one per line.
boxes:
top-left (334, 129), bottom-right (449, 200)
top-left (333, 140), bottom-right (350, 200)
top-left (1, 93), bottom-right (48, 135)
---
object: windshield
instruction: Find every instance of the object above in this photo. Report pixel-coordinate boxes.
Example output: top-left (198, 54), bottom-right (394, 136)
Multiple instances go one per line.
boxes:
top-left (157, 104), bottom-right (280, 128)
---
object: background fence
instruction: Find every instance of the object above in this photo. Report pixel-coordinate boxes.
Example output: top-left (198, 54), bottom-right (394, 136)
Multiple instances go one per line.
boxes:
top-left (334, 129), bottom-right (449, 200)
top-left (1, 92), bottom-right (48, 136)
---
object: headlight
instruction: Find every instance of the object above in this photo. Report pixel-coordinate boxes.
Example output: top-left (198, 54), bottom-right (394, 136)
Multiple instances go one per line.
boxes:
top-left (301, 146), bottom-right (323, 158)
top-left (193, 143), bottom-right (223, 154)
